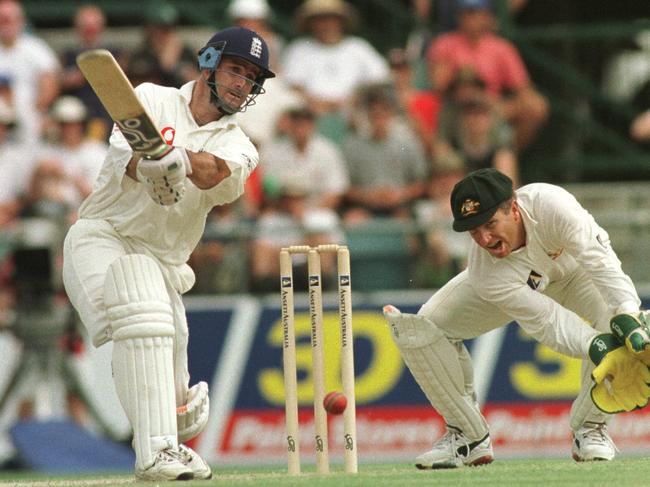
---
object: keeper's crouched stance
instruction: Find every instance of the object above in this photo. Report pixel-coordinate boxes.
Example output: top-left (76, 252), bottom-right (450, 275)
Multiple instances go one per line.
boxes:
top-left (384, 169), bottom-right (650, 469)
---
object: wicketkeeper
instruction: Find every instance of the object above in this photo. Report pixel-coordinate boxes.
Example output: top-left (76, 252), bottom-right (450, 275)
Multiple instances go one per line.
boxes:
top-left (62, 27), bottom-right (275, 480)
top-left (384, 168), bottom-right (650, 468)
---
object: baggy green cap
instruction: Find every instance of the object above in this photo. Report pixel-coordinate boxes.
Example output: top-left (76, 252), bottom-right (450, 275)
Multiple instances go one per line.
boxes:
top-left (450, 168), bottom-right (514, 232)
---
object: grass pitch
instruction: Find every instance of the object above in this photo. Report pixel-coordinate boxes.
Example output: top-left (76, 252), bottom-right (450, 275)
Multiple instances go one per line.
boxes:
top-left (0, 458), bottom-right (649, 487)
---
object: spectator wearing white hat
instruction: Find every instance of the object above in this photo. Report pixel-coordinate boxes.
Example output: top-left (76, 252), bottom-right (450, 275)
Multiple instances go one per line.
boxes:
top-left (282, 0), bottom-right (390, 142)
top-left (28, 96), bottom-right (107, 216)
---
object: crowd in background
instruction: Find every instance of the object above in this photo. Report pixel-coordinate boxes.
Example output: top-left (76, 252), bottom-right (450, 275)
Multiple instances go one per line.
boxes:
top-left (1, 0), bottom-right (650, 320)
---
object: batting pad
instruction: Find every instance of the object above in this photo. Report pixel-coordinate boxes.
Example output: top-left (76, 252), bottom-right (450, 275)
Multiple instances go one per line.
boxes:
top-left (383, 305), bottom-right (489, 440)
top-left (104, 254), bottom-right (177, 470)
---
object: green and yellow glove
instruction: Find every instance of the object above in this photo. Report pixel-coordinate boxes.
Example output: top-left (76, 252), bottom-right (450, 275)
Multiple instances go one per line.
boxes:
top-left (589, 333), bottom-right (650, 414)
top-left (610, 312), bottom-right (650, 365)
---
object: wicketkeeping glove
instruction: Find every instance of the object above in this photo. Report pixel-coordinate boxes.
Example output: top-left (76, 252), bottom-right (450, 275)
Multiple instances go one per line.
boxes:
top-left (589, 333), bottom-right (650, 414)
top-left (610, 312), bottom-right (650, 365)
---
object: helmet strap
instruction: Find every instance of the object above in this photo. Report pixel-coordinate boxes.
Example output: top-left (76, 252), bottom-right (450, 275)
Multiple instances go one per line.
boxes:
top-left (205, 70), bottom-right (236, 115)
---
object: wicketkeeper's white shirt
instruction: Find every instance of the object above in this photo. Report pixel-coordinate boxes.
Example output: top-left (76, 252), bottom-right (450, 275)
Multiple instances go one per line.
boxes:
top-left (77, 81), bottom-right (257, 292)
top-left (467, 182), bottom-right (641, 357)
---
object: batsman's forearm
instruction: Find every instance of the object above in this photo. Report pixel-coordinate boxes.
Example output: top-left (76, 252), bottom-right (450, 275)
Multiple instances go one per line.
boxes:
top-left (186, 150), bottom-right (231, 189)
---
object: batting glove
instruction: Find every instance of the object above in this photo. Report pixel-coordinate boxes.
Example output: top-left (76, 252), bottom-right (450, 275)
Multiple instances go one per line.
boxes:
top-left (610, 312), bottom-right (650, 365)
top-left (589, 333), bottom-right (650, 414)
top-left (139, 146), bottom-right (192, 179)
top-left (136, 147), bottom-right (191, 206)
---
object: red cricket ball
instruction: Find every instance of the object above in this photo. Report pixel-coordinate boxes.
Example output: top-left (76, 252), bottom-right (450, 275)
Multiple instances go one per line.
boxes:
top-left (323, 391), bottom-right (347, 415)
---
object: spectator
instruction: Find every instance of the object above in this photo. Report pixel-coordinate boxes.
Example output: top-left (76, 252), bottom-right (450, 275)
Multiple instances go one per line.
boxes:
top-left (602, 30), bottom-right (650, 107)
top-left (426, 0), bottom-right (547, 151)
top-left (413, 151), bottom-right (469, 287)
top-left (0, 98), bottom-right (30, 227)
top-left (250, 182), bottom-right (343, 293)
top-left (435, 0), bottom-right (528, 33)
top-left (20, 97), bottom-right (106, 223)
top-left (127, 1), bottom-right (197, 87)
top-left (404, 0), bottom-right (436, 90)
top-left (440, 93), bottom-right (518, 185)
top-left (37, 96), bottom-right (107, 205)
top-left (341, 86), bottom-right (429, 223)
top-left (283, 0), bottom-right (390, 142)
top-left (60, 4), bottom-right (123, 141)
top-left (261, 104), bottom-right (349, 212)
top-left (387, 47), bottom-right (442, 156)
top-left (0, 0), bottom-right (60, 146)
top-left (406, 0), bottom-right (435, 62)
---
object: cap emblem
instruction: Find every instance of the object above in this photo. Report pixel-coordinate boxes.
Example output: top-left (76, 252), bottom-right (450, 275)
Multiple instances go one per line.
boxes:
top-left (460, 198), bottom-right (481, 217)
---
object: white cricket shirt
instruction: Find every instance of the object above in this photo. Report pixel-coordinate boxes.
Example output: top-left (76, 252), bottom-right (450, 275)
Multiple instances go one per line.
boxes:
top-left (0, 34), bottom-right (60, 145)
top-left (77, 81), bottom-right (257, 291)
top-left (467, 183), bottom-right (641, 357)
top-left (282, 36), bottom-right (390, 102)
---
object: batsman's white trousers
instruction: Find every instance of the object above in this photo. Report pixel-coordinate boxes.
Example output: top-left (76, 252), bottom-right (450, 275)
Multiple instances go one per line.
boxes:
top-left (418, 266), bottom-right (609, 429)
top-left (62, 218), bottom-right (190, 405)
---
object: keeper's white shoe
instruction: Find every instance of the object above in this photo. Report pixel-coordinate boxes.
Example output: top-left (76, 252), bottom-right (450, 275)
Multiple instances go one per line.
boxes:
top-left (415, 428), bottom-right (494, 469)
top-left (179, 444), bottom-right (213, 480)
top-left (572, 422), bottom-right (617, 462)
top-left (135, 448), bottom-right (194, 481)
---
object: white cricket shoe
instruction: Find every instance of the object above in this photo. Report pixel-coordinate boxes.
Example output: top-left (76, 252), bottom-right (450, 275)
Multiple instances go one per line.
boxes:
top-left (572, 422), bottom-right (617, 462)
top-left (135, 448), bottom-right (194, 481)
top-left (415, 428), bottom-right (494, 469)
top-left (179, 444), bottom-right (213, 480)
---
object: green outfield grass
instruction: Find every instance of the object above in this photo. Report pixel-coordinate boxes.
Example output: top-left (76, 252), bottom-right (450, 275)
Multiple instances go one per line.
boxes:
top-left (1, 458), bottom-right (650, 487)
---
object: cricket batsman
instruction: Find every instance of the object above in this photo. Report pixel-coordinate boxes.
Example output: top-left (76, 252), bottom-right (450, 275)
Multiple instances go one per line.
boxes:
top-left (62, 26), bottom-right (275, 480)
top-left (384, 168), bottom-right (650, 468)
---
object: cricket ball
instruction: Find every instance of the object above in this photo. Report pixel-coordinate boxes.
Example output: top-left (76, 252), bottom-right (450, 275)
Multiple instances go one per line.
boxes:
top-left (323, 391), bottom-right (347, 415)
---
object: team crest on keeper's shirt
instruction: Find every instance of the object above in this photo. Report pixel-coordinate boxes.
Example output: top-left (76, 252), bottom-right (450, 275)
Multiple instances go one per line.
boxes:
top-left (309, 275), bottom-right (320, 287)
top-left (527, 270), bottom-right (543, 290)
top-left (460, 198), bottom-right (481, 217)
top-left (281, 276), bottom-right (292, 288)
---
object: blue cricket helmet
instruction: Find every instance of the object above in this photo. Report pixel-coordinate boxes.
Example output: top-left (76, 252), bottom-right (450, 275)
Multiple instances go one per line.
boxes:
top-left (198, 26), bottom-right (275, 83)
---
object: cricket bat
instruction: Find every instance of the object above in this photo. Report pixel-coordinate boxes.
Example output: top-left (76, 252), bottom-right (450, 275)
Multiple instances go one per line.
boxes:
top-left (76, 49), bottom-right (171, 159)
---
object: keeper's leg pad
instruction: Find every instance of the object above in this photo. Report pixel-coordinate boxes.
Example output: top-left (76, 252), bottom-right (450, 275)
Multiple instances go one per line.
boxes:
top-left (383, 305), bottom-right (488, 440)
top-left (105, 254), bottom-right (177, 470)
top-left (457, 341), bottom-right (477, 399)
